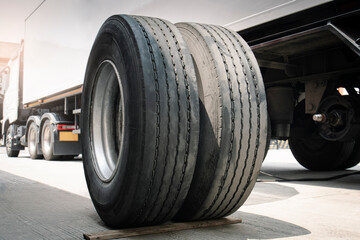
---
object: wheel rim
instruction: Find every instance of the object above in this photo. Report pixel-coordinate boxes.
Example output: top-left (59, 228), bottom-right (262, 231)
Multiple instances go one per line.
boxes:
top-left (90, 60), bottom-right (125, 182)
top-left (29, 126), bottom-right (37, 155)
top-left (6, 128), bottom-right (12, 153)
top-left (43, 124), bottom-right (52, 155)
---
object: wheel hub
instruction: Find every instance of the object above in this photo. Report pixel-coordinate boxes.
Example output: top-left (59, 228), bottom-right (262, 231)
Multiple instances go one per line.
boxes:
top-left (315, 96), bottom-right (358, 141)
top-left (90, 60), bottom-right (125, 182)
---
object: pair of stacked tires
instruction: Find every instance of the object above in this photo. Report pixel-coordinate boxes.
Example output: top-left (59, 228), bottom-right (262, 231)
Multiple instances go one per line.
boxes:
top-left (81, 15), bottom-right (267, 228)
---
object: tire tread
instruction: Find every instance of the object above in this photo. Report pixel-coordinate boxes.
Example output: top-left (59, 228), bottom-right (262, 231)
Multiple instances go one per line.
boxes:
top-left (174, 22), bottom-right (267, 221)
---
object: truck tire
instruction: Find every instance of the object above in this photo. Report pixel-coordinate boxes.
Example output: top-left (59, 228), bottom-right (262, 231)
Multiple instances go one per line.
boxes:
top-left (81, 15), bottom-right (199, 228)
top-left (289, 137), bottom-right (354, 171)
top-left (28, 122), bottom-right (42, 159)
top-left (6, 125), bottom-right (20, 157)
top-left (289, 101), bottom-right (354, 171)
top-left (174, 23), bottom-right (268, 221)
top-left (264, 115), bottom-right (272, 160)
top-left (41, 120), bottom-right (60, 160)
top-left (337, 140), bottom-right (360, 169)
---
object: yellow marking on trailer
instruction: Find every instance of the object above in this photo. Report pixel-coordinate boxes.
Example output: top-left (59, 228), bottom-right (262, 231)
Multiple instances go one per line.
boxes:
top-left (59, 131), bottom-right (79, 141)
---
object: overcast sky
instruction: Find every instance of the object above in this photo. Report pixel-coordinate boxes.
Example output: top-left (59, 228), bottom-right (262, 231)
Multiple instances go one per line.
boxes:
top-left (0, 0), bottom-right (43, 43)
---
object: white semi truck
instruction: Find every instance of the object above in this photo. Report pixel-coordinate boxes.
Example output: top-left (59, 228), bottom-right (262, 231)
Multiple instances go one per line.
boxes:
top-left (2, 0), bottom-right (359, 228)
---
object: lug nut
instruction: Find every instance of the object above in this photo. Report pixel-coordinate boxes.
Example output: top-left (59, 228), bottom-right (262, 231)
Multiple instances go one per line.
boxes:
top-left (313, 114), bottom-right (326, 123)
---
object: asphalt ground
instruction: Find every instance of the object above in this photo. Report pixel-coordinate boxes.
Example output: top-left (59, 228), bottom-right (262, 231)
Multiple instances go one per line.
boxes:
top-left (0, 148), bottom-right (359, 240)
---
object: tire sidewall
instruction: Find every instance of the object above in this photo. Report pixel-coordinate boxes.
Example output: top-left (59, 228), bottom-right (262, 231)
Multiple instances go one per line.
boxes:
top-left (41, 120), bottom-right (55, 160)
top-left (6, 125), bottom-right (15, 156)
top-left (28, 122), bottom-right (38, 158)
top-left (81, 16), bottom-right (144, 222)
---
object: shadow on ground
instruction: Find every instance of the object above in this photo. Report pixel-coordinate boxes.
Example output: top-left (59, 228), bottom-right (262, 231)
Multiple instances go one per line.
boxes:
top-left (261, 149), bottom-right (360, 190)
top-left (259, 165), bottom-right (360, 191)
top-left (0, 170), bottom-right (310, 240)
top-left (17, 155), bottom-right (83, 162)
top-left (124, 210), bottom-right (310, 240)
top-left (0, 170), bottom-right (107, 240)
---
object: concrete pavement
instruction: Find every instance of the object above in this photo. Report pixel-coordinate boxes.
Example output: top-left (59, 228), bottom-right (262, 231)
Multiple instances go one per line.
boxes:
top-left (0, 148), bottom-right (359, 239)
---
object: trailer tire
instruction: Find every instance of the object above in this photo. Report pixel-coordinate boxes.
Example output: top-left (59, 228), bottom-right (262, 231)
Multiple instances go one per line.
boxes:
top-left (41, 120), bottom-right (60, 160)
top-left (28, 122), bottom-right (42, 159)
top-left (289, 138), bottom-right (354, 171)
top-left (174, 23), bottom-right (268, 221)
top-left (264, 115), bottom-right (271, 160)
top-left (337, 140), bottom-right (360, 169)
top-left (81, 15), bottom-right (199, 228)
top-left (289, 101), bottom-right (354, 171)
top-left (6, 125), bottom-right (20, 157)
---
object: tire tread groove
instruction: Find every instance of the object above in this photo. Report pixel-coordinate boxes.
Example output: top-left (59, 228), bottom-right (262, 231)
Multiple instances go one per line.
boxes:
top-left (206, 25), bottom-right (245, 219)
top-left (133, 16), bottom-right (172, 224)
top-left (196, 24), bottom-right (236, 219)
top-left (155, 18), bottom-right (192, 221)
top-left (132, 17), bottom-right (161, 222)
top-left (219, 28), bottom-right (262, 217)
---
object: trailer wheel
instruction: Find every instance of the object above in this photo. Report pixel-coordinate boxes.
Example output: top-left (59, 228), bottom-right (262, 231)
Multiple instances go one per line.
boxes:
top-left (28, 122), bottom-right (42, 159)
top-left (338, 140), bottom-right (360, 169)
top-left (41, 120), bottom-right (60, 160)
top-left (264, 115), bottom-right (272, 160)
top-left (6, 125), bottom-right (20, 157)
top-left (289, 138), bottom-right (354, 170)
top-left (81, 15), bottom-right (199, 228)
top-left (289, 101), bottom-right (354, 171)
top-left (174, 23), bottom-right (268, 221)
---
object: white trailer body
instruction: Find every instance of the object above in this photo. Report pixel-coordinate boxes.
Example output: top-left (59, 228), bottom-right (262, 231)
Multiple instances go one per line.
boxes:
top-left (23, 0), bottom-right (329, 104)
top-left (5, 0), bottom-right (360, 229)
top-left (2, 0), bottom-right (331, 157)
top-left (3, 55), bottom-right (20, 124)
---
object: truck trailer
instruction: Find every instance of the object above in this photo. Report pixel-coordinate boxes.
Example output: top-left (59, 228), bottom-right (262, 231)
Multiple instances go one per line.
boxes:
top-left (2, 0), bottom-right (359, 228)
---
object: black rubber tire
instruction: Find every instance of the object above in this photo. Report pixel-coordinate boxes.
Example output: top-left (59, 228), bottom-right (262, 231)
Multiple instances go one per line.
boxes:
top-left (28, 122), bottom-right (42, 159)
top-left (81, 15), bottom-right (199, 228)
top-left (41, 120), bottom-right (60, 160)
top-left (6, 125), bottom-right (20, 157)
top-left (174, 23), bottom-right (268, 221)
top-left (289, 101), bottom-right (354, 171)
top-left (264, 114), bottom-right (272, 160)
top-left (337, 140), bottom-right (360, 169)
top-left (289, 138), bottom-right (354, 171)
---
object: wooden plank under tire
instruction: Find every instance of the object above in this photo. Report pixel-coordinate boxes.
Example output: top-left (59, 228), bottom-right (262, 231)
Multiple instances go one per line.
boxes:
top-left (83, 217), bottom-right (242, 240)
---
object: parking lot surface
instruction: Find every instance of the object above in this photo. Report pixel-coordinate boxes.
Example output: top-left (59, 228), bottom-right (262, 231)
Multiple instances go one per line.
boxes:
top-left (0, 148), bottom-right (359, 239)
